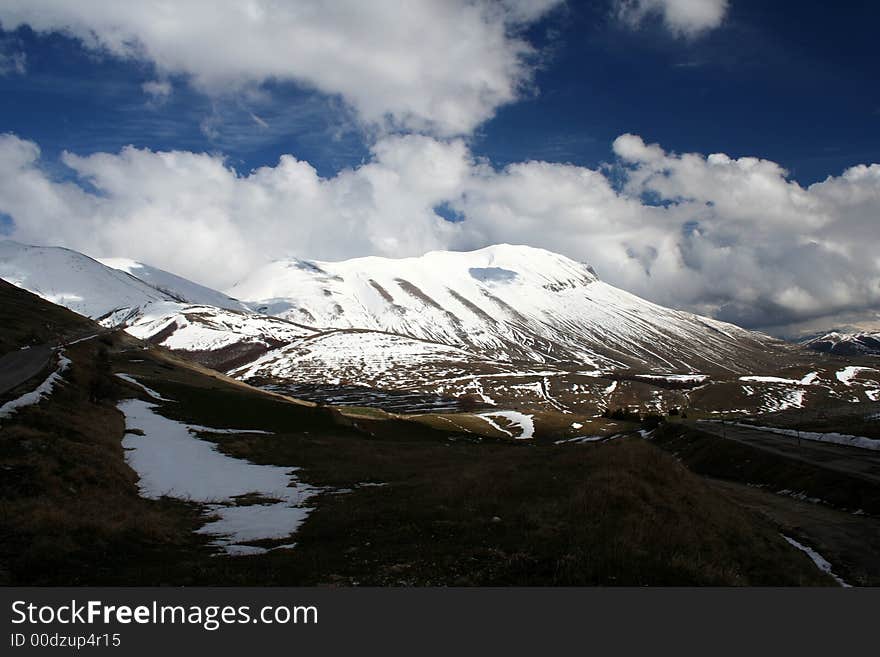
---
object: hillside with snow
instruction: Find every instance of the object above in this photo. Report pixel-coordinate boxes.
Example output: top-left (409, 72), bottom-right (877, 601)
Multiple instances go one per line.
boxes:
top-left (0, 241), bottom-right (173, 321)
top-left (98, 257), bottom-right (250, 312)
top-left (230, 244), bottom-right (783, 373)
top-left (8, 240), bottom-right (875, 417)
top-left (805, 331), bottom-right (880, 357)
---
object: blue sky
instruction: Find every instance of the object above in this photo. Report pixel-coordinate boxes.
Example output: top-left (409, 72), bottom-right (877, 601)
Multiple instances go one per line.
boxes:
top-left (2, 0), bottom-right (877, 183)
top-left (0, 0), bottom-right (878, 334)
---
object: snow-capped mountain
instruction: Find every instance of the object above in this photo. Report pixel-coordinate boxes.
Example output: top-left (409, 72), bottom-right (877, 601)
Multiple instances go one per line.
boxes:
top-left (5, 240), bottom-right (874, 416)
top-left (230, 244), bottom-right (782, 373)
top-left (0, 241), bottom-right (173, 320)
top-left (0, 241), bottom-right (251, 321)
top-left (97, 257), bottom-right (250, 312)
top-left (805, 331), bottom-right (880, 356)
top-left (123, 301), bottom-right (315, 370)
top-left (0, 241), bottom-right (313, 369)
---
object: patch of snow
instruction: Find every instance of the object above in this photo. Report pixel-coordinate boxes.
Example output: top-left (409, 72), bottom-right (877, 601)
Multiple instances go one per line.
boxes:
top-left (737, 423), bottom-right (880, 451)
top-left (799, 372), bottom-right (820, 385)
top-left (554, 435), bottom-right (606, 444)
top-left (738, 372), bottom-right (821, 387)
top-left (571, 422), bottom-right (583, 429)
top-left (782, 535), bottom-right (851, 587)
top-left (115, 373), bottom-right (173, 402)
top-left (118, 398), bottom-right (318, 555)
top-left (66, 333), bottom-right (101, 346)
top-left (635, 374), bottom-right (708, 383)
top-left (836, 366), bottom-right (878, 386)
top-left (475, 411), bottom-right (535, 439)
top-left (0, 352), bottom-right (70, 420)
top-left (187, 424), bottom-right (274, 435)
top-left (764, 388), bottom-right (806, 412)
top-left (740, 375), bottom-right (800, 384)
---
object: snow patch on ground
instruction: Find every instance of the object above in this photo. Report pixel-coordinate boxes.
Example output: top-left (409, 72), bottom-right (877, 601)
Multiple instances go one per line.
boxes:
top-left (635, 374), bottom-right (708, 383)
top-left (118, 398), bottom-right (317, 555)
top-left (475, 411), bottom-right (535, 439)
top-left (799, 372), bottom-right (820, 385)
top-left (0, 352), bottom-right (70, 420)
top-left (763, 388), bottom-right (806, 412)
top-left (554, 435), bottom-right (606, 444)
top-left (836, 366), bottom-right (878, 386)
top-left (782, 535), bottom-right (850, 587)
top-left (739, 372), bottom-right (819, 385)
top-left (115, 373), bottom-right (173, 402)
top-left (736, 422), bottom-right (880, 451)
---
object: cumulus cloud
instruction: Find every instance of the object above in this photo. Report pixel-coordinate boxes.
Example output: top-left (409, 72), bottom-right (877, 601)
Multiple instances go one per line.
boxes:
top-left (0, 0), bottom-right (561, 136)
top-left (616, 0), bottom-right (729, 37)
top-left (459, 135), bottom-right (880, 329)
top-left (0, 132), bottom-right (878, 332)
top-left (0, 133), bottom-right (467, 288)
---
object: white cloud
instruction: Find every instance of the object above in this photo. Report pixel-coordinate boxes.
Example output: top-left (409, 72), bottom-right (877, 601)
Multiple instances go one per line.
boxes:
top-left (141, 79), bottom-right (172, 102)
top-left (616, 0), bottom-right (729, 37)
top-left (1, 132), bottom-right (878, 331)
top-left (0, 0), bottom-right (561, 137)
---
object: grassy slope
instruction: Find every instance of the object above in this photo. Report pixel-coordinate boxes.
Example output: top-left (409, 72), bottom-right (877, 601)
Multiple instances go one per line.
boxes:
top-left (652, 423), bottom-right (880, 515)
top-left (0, 279), bottom-right (96, 356)
top-left (0, 334), bottom-right (206, 584)
top-left (0, 291), bottom-right (835, 585)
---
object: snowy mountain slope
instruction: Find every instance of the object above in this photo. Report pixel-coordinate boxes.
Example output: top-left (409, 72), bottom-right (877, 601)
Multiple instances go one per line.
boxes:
top-left (3, 241), bottom-right (872, 417)
top-left (805, 331), bottom-right (880, 357)
top-left (124, 301), bottom-right (315, 351)
top-left (98, 257), bottom-right (250, 312)
top-left (230, 244), bottom-right (784, 373)
top-left (233, 329), bottom-right (500, 387)
top-left (123, 301), bottom-right (317, 370)
top-left (0, 242), bottom-right (315, 370)
top-left (0, 241), bottom-right (173, 320)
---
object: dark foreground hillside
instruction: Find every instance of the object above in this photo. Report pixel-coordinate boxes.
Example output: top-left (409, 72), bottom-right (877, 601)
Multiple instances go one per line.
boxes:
top-left (0, 283), bottom-right (835, 585)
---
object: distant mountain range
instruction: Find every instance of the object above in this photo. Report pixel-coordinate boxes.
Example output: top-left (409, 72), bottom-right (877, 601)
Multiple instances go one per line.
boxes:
top-left (0, 240), bottom-right (784, 372)
top-left (804, 331), bottom-right (880, 357)
top-left (4, 239), bottom-right (877, 416)
top-left (228, 244), bottom-right (785, 373)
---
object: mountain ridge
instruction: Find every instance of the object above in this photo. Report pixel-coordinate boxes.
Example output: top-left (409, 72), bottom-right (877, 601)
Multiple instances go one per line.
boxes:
top-left (229, 243), bottom-right (782, 373)
top-left (805, 330), bottom-right (880, 357)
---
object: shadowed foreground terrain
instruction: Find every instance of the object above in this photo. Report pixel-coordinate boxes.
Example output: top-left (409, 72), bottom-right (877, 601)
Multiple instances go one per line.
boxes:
top-left (0, 281), bottom-right (844, 585)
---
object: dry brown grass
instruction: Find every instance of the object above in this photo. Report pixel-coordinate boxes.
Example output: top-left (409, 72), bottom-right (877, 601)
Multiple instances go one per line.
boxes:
top-left (0, 335), bottom-right (207, 584)
top-left (0, 289), bottom-right (840, 585)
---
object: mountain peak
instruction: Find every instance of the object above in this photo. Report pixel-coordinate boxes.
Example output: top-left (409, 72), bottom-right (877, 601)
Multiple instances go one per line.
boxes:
top-left (230, 242), bottom-right (772, 371)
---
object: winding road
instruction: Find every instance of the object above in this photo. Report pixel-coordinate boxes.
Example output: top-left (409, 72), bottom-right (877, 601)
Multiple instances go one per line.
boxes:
top-left (0, 332), bottom-right (102, 397)
top-left (0, 344), bottom-right (54, 396)
top-left (695, 420), bottom-right (880, 485)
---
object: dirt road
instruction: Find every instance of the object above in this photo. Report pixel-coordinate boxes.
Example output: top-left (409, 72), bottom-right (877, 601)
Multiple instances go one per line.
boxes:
top-left (0, 344), bottom-right (53, 396)
top-left (0, 331), bottom-right (102, 397)
top-left (710, 478), bottom-right (880, 586)
top-left (695, 420), bottom-right (880, 485)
